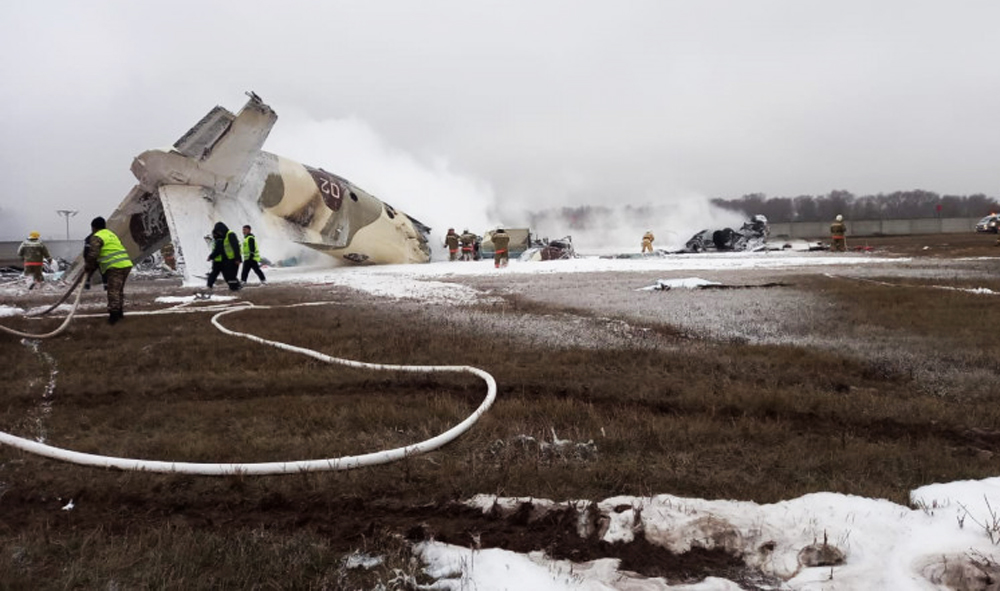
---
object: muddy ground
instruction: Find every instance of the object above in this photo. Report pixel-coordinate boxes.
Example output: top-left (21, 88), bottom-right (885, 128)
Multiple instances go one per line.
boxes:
top-left (2, 232), bottom-right (1000, 589)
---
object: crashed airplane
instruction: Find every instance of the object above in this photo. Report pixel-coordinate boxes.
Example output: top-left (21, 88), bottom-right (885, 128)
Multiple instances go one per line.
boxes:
top-left (86, 92), bottom-right (431, 283)
top-left (683, 215), bottom-right (771, 253)
top-left (682, 214), bottom-right (827, 253)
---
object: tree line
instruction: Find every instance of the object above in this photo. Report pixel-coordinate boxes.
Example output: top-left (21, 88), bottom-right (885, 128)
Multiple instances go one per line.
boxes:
top-left (712, 190), bottom-right (1000, 223)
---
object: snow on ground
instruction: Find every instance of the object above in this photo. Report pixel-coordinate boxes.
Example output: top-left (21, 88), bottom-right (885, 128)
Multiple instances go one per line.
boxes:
top-left (0, 304), bottom-right (22, 317)
top-left (414, 480), bottom-right (1000, 590)
top-left (154, 295), bottom-right (238, 304)
top-left (249, 251), bottom-right (995, 590)
top-left (217, 251), bottom-right (904, 306)
top-left (7, 250), bottom-right (1000, 589)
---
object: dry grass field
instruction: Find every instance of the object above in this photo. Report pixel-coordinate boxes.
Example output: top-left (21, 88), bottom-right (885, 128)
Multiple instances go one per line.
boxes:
top-left (2, 232), bottom-right (1000, 588)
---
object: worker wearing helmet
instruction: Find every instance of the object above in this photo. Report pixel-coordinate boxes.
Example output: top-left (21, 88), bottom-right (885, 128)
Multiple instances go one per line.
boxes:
top-left (83, 216), bottom-right (134, 324)
top-left (17, 231), bottom-right (52, 289)
top-left (491, 228), bottom-right (511, 268)
top-left (459, 229), bottom-right (476, 261)
top-left (642, 230), bottom-right (655, 254)
top-left (444, 228), bottom-right (460, 261)
top-left (830, 215), bottom-right (847, 252)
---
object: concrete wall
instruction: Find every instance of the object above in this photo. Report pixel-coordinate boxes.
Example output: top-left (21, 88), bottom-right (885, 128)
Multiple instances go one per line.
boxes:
top-left (767, 217), bottom-right (980, 239)
top-left (0, 239), bottom-right (82, 268)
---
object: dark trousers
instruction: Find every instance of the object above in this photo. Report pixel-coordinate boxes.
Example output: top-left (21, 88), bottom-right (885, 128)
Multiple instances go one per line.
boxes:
top-left (241, 260), bottom-right (266, 283)
top-left (207, 260), bottom-right (241, 290)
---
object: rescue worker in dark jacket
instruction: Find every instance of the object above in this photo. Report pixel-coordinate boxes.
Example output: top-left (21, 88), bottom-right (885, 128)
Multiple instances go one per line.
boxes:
top-left (17, 231), bottom-right (52, 289)
top-left (830, 215), bottom-right (847, 252)
top-left (444, 228), bottom-right (460, 261)
top-left (240, 224), bottom-right (266, 285)
top-left (206, 221), bottom-right (242, 291)
top-left (459, 229), bottom-right (476, 261)
top-left (83, 216), bottom-right (133, 324)
top-left (492, 228), bottom-right (511, 268)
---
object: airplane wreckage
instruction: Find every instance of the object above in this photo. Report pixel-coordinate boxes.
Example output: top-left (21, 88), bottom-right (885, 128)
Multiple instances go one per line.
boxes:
top-left (684, 214), bottom-right (771, 253)
top-left (682, 215), bottom-right (825, 253)
top-left (86, 93), bottom-right (431, 283)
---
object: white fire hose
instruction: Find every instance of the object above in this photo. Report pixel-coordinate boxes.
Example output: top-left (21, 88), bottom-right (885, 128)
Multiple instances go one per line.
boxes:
top-left (0, 273), bottom-right (86, 339)
top-left (0, 297), bottom-right (497, 476)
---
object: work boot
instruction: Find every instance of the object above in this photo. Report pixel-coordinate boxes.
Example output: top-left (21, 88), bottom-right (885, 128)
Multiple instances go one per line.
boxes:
top-left (108, 311), bottom-right (123, 325)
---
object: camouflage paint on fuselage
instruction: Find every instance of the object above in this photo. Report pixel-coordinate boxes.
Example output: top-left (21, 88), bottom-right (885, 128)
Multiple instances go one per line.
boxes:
top-left (256, 157), bottom-right (430, 265)
top-left (74, 93), bottom-right (430, 284)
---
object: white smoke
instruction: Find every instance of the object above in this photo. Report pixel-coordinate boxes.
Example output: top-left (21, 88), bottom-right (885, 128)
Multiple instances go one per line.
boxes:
top-left (263, 109), bottom-right (752, 258)
top-left (265, 112), bottom-right (495, 261)
top-left (0, 205), bottom-right (28, 242)
top-left (525, 192), bottom-right (749, 254)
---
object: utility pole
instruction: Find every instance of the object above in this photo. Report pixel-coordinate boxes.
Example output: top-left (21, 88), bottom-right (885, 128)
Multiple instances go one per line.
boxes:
top-left (56, 210), bottom-right (78, 240)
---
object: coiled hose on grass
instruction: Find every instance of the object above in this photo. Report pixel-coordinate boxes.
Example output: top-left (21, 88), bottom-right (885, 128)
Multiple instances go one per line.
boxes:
top-left (0, 298), bottom-right (497, 475)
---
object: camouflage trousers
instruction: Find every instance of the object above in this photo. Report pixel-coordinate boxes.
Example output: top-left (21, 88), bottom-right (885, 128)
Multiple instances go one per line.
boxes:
top-left (23, 265), bottom-right (43, 284)
top-left (104, 267), bottom-right (131, 313)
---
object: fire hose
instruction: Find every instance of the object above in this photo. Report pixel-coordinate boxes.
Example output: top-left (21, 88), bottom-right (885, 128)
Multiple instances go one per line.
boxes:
top-left (0, 273), bottom-right (86, 339)
top-left (0, 295), bottom-right (498, 475)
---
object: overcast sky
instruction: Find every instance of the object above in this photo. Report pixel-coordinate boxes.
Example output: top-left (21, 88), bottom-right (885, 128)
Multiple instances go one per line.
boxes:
top-left (2, 0), bottom-right (999, 241)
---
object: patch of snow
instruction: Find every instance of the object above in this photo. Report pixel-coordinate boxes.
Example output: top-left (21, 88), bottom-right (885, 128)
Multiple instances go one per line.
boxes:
top-left (154, 295), bottom-right (238, 304)
top-left (427, 479), bottom-right (1000, 589)
top-left (0, 304), bottom-right (23, 317)
top-left (637, 277), bottom-right (722, 291)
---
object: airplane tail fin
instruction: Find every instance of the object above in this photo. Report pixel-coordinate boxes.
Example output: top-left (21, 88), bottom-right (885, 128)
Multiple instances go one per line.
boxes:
top-left (172, 91), bottom-right (277, 181)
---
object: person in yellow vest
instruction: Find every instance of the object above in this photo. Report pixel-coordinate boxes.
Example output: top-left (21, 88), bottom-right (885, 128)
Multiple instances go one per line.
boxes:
top-left (206, 221), bottom-right (242, 291)
top-left (491, 228), bottom-right (511, 268)
top-left (83, 216), bottom-right (134, 324)
top-left (17, 231), bottom-right (52, 289)
top-left (240, 224), bottom-right (267, 285)
top-left (830, 215), bottom-right (847, 252)
top-left (641, 231), bottom-right (655, 254)
top-left (444, 228), bottom-right (460, 261)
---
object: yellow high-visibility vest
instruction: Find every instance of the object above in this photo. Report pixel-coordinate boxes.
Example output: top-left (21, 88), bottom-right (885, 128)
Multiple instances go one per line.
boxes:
top-left (242, 234), bottom-right (261, 262)
top-left (214, 231), bottom-right (238, 261)
top-left (95, 229), bottom-right (133, 273)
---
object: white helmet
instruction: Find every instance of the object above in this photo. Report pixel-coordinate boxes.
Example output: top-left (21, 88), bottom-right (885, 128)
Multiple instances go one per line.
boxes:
top-left (835, 214), bottom-right (843, 222)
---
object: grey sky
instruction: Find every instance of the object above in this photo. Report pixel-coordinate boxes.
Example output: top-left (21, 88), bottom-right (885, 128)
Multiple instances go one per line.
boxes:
top-left (2, 0), bottom-right (998, 241)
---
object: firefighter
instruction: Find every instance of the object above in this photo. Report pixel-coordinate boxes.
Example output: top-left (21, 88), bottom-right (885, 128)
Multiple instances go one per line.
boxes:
top-left (160, 242), bottom-right (177, 271)
top-left (459, 229), bottom-right (476, 261)
top-left (492, 228), bottom-right (511, 268)
top-left (444, 228), bottom-right (460, 261)
top-left (240, 224), bottom-right (267, 285)
top-left (17, 231), bottom-right (52, 289)
top-left (83, 217), bottom-right (133, 324)
top-left (830, 215), bottom-right (847, 252)
top-left (641, 230), bottom-right (655, 254)
top-left (206, 221), bottom-right (242, 291)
